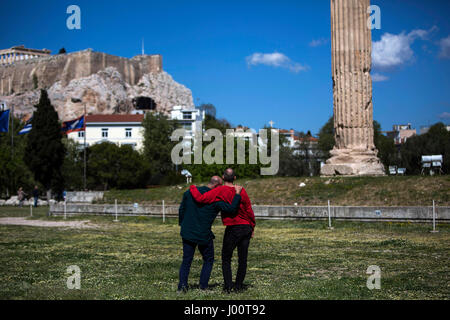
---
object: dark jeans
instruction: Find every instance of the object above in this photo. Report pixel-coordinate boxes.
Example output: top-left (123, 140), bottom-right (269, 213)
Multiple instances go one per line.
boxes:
top-left (222, 224), bottom-right (253, 290)
top-left (34, 196), bottom-right (38, 207)
top-left (178, 238), bottom-right (214, 290)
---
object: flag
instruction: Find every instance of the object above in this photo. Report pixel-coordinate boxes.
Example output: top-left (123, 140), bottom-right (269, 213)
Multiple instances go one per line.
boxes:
top-left (18, 117), bottom-right (32, 135)
top-left (61, 115), bottom-right (85, 134)
top-left (0, 109), bottom-right (10, 133)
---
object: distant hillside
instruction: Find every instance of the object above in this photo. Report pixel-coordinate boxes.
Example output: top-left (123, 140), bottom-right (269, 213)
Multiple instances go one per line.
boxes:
top-left (102, 176), bottom-right (450, 206)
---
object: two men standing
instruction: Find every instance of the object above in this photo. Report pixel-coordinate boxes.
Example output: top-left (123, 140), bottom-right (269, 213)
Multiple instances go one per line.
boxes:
top-left (178, 168), bottom-right (255, 293)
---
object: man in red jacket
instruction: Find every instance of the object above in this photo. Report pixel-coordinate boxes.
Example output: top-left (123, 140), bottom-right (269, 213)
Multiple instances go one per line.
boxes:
top-left (189, 168), bottom-right (255, 293)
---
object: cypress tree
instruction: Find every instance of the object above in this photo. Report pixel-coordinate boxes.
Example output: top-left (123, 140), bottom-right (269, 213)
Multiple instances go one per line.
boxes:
top-left (25, 89), bottom-right (65, 199)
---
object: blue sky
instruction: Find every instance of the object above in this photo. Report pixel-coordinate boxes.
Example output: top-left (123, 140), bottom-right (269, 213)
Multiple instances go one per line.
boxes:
top-left (1, 0), bottom-right (449, 134)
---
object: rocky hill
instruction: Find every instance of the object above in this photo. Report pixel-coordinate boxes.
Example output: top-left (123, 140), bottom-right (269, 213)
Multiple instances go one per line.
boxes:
top-left (0, 49), bottom-right (194, 120)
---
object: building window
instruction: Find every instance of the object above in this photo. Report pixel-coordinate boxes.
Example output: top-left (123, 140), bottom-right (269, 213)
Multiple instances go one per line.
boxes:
top-left (125, 128), bottom-right (132, 138)
top-left (183, 112), bottom-right (192, 120)
top-left (78, 131), bottom-right (85, 138)
top-left (102, 128), bottom-right (108, 138)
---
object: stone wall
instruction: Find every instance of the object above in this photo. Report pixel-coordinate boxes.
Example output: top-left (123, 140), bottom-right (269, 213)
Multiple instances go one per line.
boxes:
top-left (0, 49), bottom-right (162, 95)
top-left (49, 204), bottom-right (450, 222)
top-left (65, 191), bottom-right (104, 203)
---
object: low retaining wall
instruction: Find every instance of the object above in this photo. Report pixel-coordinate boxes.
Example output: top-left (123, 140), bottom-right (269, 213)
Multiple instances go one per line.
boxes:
top-left (66, 191), bottom-right (104, 203)
top-left (49, 203), bottom-right (450, 222)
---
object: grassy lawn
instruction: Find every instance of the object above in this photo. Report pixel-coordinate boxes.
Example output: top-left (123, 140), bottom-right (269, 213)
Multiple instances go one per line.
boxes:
top-left (102, 175), bottom-right (450, 206)
top-left (0, 207), bottom-right (448, 300)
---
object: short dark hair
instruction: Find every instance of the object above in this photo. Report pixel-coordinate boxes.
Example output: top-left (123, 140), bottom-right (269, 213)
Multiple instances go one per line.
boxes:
top-left (223, 168), bottom-right (235, 183)
top-left (209, 176), bottom-right (222, 186)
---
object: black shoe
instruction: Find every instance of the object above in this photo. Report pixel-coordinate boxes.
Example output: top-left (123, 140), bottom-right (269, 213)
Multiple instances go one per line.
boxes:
top-left (223, 287), bottom-right (232, 294)
top-left (233, 284), bottom-right (245, 293)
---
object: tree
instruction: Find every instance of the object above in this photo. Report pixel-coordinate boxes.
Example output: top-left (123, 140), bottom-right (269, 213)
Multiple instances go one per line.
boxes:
top-left (61, 138), bottom-right (84, 191)
top-left (142, 112), bottom-right (178, 184)
top-left (400, 122), bottom-right (450, 174)
top-left (204, 114), bottom-right (232, 134)
top-left (87, 142), bottom-right (150, 190)
top-left (58, 48), bottom-right (67, 54)
top-left (197, 103), bottom-right (216, 118)
top-left (373, 120), bottom-right (398, 170)
top-left (32, 74), bottom-right (38, 89)
top-left (25, 89), bottom-right (66, 199)
top-left (0, 117), bottom-right (34, 197)
top-left (317, 116), bottom-right (335, 159)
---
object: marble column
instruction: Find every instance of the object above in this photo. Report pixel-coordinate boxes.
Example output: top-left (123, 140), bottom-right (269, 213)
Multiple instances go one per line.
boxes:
top-left (321, 0), bottom-right (385, 176)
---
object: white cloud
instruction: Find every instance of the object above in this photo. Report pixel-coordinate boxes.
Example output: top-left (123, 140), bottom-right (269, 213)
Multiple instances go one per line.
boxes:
top-left (372, 26), bottom-right (437, 69)
top-left (372, 73), bottom-right (389, 82)
top-left (246, 52), bottom-right (308, 73)
top-left (438, 35), bottom-right (450, 59)
top-left (309, 38), bottom-right (328, 47)
top-left (438, 112), bottom-right (450, 119)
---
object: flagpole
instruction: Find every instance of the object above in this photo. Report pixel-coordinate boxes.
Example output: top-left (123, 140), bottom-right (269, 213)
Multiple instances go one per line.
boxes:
top-left (11, 104), bottom-right (14, 158)
top-left (83, 105), bottom-right (87, 191)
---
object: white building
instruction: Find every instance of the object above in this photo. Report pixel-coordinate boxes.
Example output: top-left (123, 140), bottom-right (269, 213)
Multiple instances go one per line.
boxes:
top-left (170, 105), bottom-right (204, 139)
top-left (68, 114), bottom-right (146, 150)
top-left (68, 106), bottom-right (204, 151)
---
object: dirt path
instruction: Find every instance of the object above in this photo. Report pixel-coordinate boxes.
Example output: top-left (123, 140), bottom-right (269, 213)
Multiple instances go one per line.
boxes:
top-left (0, 217), bottom-right (100, 229)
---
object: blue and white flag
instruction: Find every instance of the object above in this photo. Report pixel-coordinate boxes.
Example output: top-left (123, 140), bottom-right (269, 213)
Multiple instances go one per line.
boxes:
top-left (61, 115), bottom-right (85, 134)
top-left (0, 109), bottom-right (10, 133)
top-left (18, 117), bottom-right (32, 135)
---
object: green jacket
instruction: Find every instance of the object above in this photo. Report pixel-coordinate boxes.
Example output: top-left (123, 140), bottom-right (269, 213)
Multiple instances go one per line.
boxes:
top-left (179, 186), bottom-right (241, 245)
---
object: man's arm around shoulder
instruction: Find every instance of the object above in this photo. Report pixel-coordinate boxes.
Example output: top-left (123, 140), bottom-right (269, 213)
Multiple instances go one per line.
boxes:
top-left (214, 185), bottom-right (243, 214)
top-left (189, 185), bottom-right (223, 204)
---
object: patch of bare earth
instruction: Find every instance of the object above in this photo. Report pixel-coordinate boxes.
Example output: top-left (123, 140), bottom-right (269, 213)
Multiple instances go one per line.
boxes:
top-left (0, 217), bottom-right (100, 229)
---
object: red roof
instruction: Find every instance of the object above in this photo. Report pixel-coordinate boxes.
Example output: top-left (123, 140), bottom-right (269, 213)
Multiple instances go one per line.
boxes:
top-left (86, 114), bottom-right (144, 123)
top-left (294, 136), bottom-right (318, 142)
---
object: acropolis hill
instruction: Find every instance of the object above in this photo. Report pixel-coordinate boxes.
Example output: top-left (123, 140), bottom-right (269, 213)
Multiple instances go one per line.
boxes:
top-left (0, 47), bottom-right (194, 120)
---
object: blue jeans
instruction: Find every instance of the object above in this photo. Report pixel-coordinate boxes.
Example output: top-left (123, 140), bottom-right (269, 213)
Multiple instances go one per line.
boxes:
top-left (178, 238), bottom-right (214, 290)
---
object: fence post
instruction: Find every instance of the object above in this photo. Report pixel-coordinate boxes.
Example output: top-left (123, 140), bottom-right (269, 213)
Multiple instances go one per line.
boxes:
top-left (30, 202), bottom-right (32, 217)
top-left (162, 200), bottom-right (165, 223)
top-left (114, 199), bottom-right (119, 222)
top-left (328, 200), bottom-right (334, 230)
top-left (431, 200), bottom-right (439, 233)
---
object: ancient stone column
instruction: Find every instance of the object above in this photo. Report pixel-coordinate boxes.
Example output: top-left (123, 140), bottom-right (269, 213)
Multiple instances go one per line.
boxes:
top-left (321, 0), bottom-right (385, 176)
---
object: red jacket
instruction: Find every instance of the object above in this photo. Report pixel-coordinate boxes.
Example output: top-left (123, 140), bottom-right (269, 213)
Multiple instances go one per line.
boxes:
top-left (189, 185), bottom-right (256, 229)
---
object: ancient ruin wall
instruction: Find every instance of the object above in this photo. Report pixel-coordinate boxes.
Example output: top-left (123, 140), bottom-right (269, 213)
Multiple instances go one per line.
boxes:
top-left (0, 49), bottom-right (162, 95)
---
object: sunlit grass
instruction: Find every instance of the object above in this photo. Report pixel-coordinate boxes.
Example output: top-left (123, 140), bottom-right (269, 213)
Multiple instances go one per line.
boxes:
top-left (101, 176), bottom-right (450, 206)
top-left (0, 210), bottom-right (448, 300)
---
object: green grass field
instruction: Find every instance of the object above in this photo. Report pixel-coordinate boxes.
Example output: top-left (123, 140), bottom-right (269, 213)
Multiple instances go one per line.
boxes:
top-left (0, 207), bottom-right (448, 300)
top-left (102, 176), bottom-right (450, 206)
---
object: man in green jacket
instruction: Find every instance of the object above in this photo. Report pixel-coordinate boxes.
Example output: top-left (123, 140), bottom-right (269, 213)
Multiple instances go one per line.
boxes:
top-left (178, 175), bottom-right (242, 292)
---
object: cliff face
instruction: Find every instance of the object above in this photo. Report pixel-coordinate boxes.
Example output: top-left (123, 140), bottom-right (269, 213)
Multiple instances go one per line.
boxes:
top-left (0, 49), bottom-right (194, 120)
